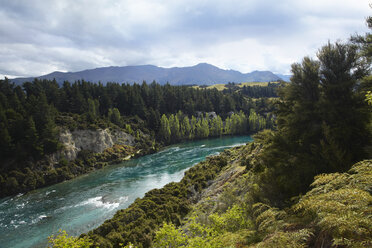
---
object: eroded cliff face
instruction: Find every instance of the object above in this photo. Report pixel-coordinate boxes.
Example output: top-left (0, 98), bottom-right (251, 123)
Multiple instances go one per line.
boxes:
top-left (54, 129), bottom-right (135, 161)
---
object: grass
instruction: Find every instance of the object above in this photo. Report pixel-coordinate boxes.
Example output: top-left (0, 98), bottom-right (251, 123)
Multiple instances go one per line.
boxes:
top-left (193, 81), bottom-right (279, 91)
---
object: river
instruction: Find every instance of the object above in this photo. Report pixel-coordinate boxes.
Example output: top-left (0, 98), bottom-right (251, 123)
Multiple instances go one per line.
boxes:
top-left (0, 136), bottom-right (252, 248)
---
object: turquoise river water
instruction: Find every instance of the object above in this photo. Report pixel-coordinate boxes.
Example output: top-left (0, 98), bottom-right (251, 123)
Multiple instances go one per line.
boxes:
top-left (0, 136), bottom-right (252, 248)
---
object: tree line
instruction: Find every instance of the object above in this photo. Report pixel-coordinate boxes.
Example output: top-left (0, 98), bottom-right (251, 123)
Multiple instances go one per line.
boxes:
top-left (0, 78), bottom-right (276, 163)
top-left (0, 77), bottom-right (276, 197)
top-left (158, 109), bottom-right (271, 144)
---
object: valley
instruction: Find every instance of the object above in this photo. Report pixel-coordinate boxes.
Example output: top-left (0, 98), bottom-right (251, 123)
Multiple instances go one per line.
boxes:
top-left (0, 136), bottom-right (252, 248)
top-left (0, 4), bottom-right (371, 247)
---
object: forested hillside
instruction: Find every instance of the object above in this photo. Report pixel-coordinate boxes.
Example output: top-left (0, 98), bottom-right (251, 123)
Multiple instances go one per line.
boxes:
top-left (0, 78), bottom-right (276, 197)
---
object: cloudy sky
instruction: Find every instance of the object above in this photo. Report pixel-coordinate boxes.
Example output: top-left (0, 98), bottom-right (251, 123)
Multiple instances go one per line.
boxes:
top-left (0, 0), bottom-right (370, 78)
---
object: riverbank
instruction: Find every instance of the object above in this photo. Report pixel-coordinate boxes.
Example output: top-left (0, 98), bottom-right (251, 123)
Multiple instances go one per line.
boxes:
top-left (0, 136), bottom-right (252, 248)
top-left (81, 139), bottom-right (372, 248)
top-left (84, 140), bottom-right (254, 247)
top-left (86, 144), bottom-right (242, 247)
top-left (0, 127), bottom-right (157, 198)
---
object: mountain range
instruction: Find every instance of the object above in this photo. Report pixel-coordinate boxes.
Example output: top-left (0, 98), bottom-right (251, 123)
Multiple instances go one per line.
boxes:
top-left (10, 63), bottom-right (289, 85)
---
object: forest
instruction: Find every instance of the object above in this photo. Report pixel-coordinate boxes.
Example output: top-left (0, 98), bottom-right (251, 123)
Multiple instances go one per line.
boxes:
top-left (0, 76), bottom-right (276, 197)
top-left (48, 16), bottom-right (372, 248)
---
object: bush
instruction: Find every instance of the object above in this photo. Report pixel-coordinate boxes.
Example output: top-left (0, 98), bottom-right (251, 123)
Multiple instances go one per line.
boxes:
top-left (48, 230), bottom-right (93, 248)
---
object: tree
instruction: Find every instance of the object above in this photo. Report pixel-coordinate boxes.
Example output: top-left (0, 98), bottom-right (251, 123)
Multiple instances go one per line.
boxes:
top-left (169, 114), bottom-right (181, 142)
top-left (0, 108), bottom-right (11, 157)
top-left (153, 222), bottom-right (187, 248)
top-left (181, 116), bottom-right (191, 139)
top-left (24, 116), bottom-right (43, 158)
top-left (248, 109), bottom-right (259, 132)
top-left (224, 116), bottom-right (232, 134)
top-left (159, 114), bottom-right (171, 143)
top-left (48, 230), bottom-right (93, 248)
top-left (86, 98), bottom-right (99, 122)
top-left (190, 115), bottom-right (197, 139)
top-left (318, 43), bottom-right (370, 170)
top-left (108, 108), bottom-right (122, 127)
top-left (41, 117), bottom-right (59, 155)
top-left (201, 117), bottom-right (210, 138)
top-left (259, 41), bottom-right (371, 202)
top-left (367, 91), bottom-right (372, 105)
top-left (210, 116), bottom-right (223, 137)
top-left (146, 108), bottom-right (161, 132)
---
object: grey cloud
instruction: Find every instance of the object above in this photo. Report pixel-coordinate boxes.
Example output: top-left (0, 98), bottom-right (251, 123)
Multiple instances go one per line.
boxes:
top-left (0, 0), bottom-right (369, 77)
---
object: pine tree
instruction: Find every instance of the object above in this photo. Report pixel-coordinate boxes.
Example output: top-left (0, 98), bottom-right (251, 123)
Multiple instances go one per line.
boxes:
top-left (159, 114), bottom-right (171, 144)
top-left (201, 117), bottom-right (210, 138)
top-left (169, 114), bottom-right (181, 142)
top-left (108, 108), bottom-right (122, 127)
top-left (318, 43), bottom-right (369, 170)
top-left (190, 116), bottom-right (197, 139)
top-left (0, 108), bottom-right (12, 157)
top-left (181, 116), bottom-right (191, 139)
top-left (87, 98), bottom-right (99, 122)
top-left (24, 116), bottom-right (43, 158)
top-left (259, 42), bottom-right (371, 202)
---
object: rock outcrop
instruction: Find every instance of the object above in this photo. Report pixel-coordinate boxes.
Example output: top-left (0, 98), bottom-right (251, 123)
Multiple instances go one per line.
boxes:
top-left (54, 129), bottom-right (135, 162)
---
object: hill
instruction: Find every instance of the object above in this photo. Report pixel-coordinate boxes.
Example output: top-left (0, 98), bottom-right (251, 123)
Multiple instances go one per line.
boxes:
top-left (10, 63), bottom-right (282, 85)
top-left (193, 81), bottom-right (281, 91)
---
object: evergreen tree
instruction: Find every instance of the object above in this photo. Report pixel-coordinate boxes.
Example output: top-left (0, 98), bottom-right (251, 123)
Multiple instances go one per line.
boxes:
top-left (224, 116), bottom-right (232, 134)
top-left (24, 116), bottom-right (43, 158)
top-left (0, 108), bottom-right (11, 157)
top-left (169, 114), bottom-right (181, 142)
top-left (41, 115), bottom-right (59, 155)
top-left (248, 109), bottom-right (259, 132)
top-left (259, 42), bottom-right (371, 202)
top-left (190, 116), bottom-right (197, 139)
top-left (108, 108), bottom-right (122, 127)
top-left (146, 108), bottom-right (161, 132)
top-left (318, 43), bottom-right (370, 170)
top-left (181, 116), bottom-right (192, 139)
top-left (87, 98), bottom-right (99, 122)
top-left (201, 117), bottom-right (210, 138)
top-left (159, 114), bottom-right (171, 143)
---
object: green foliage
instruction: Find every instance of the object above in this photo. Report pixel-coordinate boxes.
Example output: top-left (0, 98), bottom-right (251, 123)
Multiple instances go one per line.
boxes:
top-left (153, 222), bottom-right (187, 248)
top-left (160, 143), bottom-right (372, 248)
top-left (254, 229), bottom-right (312, 248)
top-left (0, 142), bottom-right (139, 197)
top-left (209, 204), bottom-right (252, 233)
top-left (87, 15), bottom-right (372, 248)
top-left (257, 41), bottom-right (371, 202)
top-left (153, 217), bottom-right (222, 248)
top-left (86, 98), bottom-right (100, 122)
top-left (48, 230), bottom-right (93, 248)
top-left (88, 153), bottom-right (231, 247)
top-left (158, 110), bottom-right (268, 145)
top-left (159, 114), bottom-right (171, 143)
top-left (0, 77), bottom-right (276, 175)
top-left (108, 108), bottom-right (122, 127)
top-left (294, 160), bottom-right (372, 247)
top-left (366, 90), bottom-right (372, 105)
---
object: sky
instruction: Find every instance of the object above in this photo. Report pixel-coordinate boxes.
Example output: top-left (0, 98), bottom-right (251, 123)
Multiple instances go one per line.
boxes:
top-left (0, 0), bottom-right (370, 78)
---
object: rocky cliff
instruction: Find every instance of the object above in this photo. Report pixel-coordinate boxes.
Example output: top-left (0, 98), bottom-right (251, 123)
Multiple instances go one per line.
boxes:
top-left (0, 127), bottom-right (142, 197)
top-left (54, 128), bottom-right (135, 162)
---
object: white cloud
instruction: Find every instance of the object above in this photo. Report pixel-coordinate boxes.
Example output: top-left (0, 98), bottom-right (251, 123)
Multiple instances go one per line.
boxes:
top-left (0, 0), bottom-right (370, 77)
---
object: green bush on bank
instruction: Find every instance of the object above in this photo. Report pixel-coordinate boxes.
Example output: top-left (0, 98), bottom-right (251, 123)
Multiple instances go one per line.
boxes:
top-left (85, 152), bottom-right (230, 248)
top-left (0, 143), bottom-right (142, 198)
top-left (153, 151), bottom-right (372, 248)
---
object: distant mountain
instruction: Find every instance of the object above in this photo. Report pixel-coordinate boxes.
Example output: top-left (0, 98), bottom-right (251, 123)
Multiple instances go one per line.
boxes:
top-left (276, 73), bottom-right (291, 82)
top-left (10, 63), bottom-right (282, 86)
